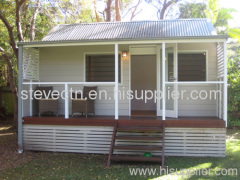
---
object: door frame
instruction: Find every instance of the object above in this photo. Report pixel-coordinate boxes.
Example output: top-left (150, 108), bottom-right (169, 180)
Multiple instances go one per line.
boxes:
top-left (129, 45), bottom-right (157, 116)
top-left (129, 44), bottom-right (178, 118)
top-left (157, 43), bottom-right (178, 118)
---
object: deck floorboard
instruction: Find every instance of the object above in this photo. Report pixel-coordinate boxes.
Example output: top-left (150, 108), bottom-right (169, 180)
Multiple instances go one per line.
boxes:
top-left (23, 116), bottom-right (225, 128)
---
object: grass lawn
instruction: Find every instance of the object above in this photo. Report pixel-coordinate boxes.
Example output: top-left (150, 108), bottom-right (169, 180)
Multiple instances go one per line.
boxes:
top-left (0, 122), bottom-right (239, 180)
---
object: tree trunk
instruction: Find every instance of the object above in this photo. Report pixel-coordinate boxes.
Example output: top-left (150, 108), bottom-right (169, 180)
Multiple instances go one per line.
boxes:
top-left (0, 11), bottom-right (18, 57)
top-left (106, 0), bottom-right (112, 21)
top-left (94, 0), bottom-right (101, 22)
top-left (0, 90), bottom-right (2, 107)
top-left (115, 0), bottom-right (121, 21)
top-left (130, 0), bottom-right (141, 21)
top-left (16, 0), bottom-right (25, 42)
top-left (0, 47), bottom-right (18, 130)
top-left (160, 0), bottom-right (179, 20)
top-left (30, 0), bottom-right (40, 41)
top-left (4, 65), bottom-right (8, 86)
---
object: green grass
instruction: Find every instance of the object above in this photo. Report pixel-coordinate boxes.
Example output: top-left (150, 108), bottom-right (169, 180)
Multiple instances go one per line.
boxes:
top-left (0, 129), bottom-right (239, 180)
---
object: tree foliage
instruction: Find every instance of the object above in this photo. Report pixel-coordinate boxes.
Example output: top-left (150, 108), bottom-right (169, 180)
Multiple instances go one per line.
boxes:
top-left (0, 0), bottom-right (52, 128)
top-left (179, 2), bottom-right (207, 19)
top-left (228, 43), bottom-right (240, 126)
top-left (178, 0), bottom-right (240, 42)
top-left (206, 0), bottom-right (236, 34)
top-left (54, 0), bottom-right (95, 23)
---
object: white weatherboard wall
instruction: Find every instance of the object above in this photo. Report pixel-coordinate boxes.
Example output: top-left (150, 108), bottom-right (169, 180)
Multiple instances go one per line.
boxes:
top-left (36, 43), bottom-right (219, 117)
top-left (23, 125), bottom-right (226, 157)
top-left (177, 43), bottom-right (218, 116)
top-left (38, 45), bottom-right (130, 116)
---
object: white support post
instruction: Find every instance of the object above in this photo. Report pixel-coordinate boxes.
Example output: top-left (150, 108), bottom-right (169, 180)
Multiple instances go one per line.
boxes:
top-left (223, 42), bottom-right (228, 127)
top-left (162, 42), bottom-right (166, 120)
top-left (115, 44), bottom-right (119, 120)
top-left (174, 43), bottom-right (178, 118)
top-left (216, 82), bottom-right (219, 117)
top-left (29, 80), bottom-right (32, 116)
top-left (156, 45), bottom-right (161, 116)
top-left (219, 79), bottom-right (222, 119)
top-left (18, 45), bottom-right (23, 153)
top-left (65, 83), bottom-right (69, 119)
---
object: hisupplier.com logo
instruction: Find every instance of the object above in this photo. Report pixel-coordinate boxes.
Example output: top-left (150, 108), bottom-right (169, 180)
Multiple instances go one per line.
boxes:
top-left (129, 166), bottom-right (238, 177)
top-left (21, 87), bottom-right (221, 102)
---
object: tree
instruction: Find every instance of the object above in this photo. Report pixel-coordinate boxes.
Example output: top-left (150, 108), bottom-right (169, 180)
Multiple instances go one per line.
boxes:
top-left (228, 29), bottom-right (240, 43)
top-left (106, 0), bottom-right (112, 21)
top-left (206, 0), bottom-right (236, 34)
top-left (179, 2), bottom-right (207, 19)
top-left (30, 0), bottom-right (40, 41)
top-left (227, 43), bottom-right (240, 126)
top-left (94, 0), bottom-right (142, 22)
top-left (145, 0), bottom-right (182, 19)
top-left (53, 0), bottom-right (141, 23)
top-left (0, 0), bottom-right (46, 129)
top-left (94, 0), bottom-right (101, 22)
top-left (206, 0), bottom-right (240, 41)
top-left (54, 0), bottom-right (95, 24)
top-left (178, 0), bottom-right (240, 42)
top-left (115, 0), bottom-right (121, 21)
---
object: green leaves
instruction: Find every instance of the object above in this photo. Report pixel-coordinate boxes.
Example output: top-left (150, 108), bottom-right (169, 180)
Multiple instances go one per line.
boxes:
top-left (179, 0), bottom-right (240, 42)
top-left (228, 43), bottom-right (240, 126)
top-left (228, 28), bottom-right (240, 42)
top-left (179, 2), bottom-right (207, 19)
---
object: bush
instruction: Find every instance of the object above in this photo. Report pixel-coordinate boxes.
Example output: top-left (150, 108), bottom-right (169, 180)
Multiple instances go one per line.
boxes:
top-left (228, 46), bottom-right (240, 127)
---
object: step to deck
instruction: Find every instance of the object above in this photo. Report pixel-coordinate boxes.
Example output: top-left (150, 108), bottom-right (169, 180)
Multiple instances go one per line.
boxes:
top-left (111, 155), bottom-right (162, 162)
top-left (114, 145), bottom-right (162, 151)
top-left (107, 120), bottom-right (165, 167)
top-left (115, 136), bottom-right (162, 140)
top-left (116, 127), bottom-right (163, 132)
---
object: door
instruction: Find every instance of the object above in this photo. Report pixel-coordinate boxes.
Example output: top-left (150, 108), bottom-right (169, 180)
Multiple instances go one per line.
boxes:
top-left (131, 55), bottom-right (156, 116)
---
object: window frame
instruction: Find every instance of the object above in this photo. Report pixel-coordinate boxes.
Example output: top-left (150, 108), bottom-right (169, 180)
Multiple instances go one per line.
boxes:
top-left (84, 52), bottom-right (123, 84)
top-left (168, 50), bottom-right (208, 82)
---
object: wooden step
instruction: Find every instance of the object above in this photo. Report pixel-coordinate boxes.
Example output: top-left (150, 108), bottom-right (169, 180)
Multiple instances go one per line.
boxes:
top-left (114, 145), bottom-right (162, 151)
top-left (116, 127), bottom-right (162, 132)
top-left (107, 120), bottom-right (165, 167)
top-left (115, 136), bottom-right (162, 141)
top-left (111, 155), bottom-right (162, 162)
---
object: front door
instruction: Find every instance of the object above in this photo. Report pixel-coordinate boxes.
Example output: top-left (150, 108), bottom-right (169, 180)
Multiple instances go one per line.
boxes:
top-left (131, 55), bottom-right (156, 116)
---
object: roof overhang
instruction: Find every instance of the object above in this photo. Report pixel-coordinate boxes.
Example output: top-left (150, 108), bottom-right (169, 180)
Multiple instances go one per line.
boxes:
top-left (18, 35), bottom-right (228, 47)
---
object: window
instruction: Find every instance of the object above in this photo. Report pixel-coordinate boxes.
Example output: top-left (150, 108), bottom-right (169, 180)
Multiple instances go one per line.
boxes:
top-left (168, 53), bottom-right (206, 81)
top-left (86, 54), bottom-right (121, 82)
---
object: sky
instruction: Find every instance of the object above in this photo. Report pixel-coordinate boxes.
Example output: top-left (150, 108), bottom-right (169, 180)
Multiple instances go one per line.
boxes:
top-left (128, 0), bottom-right (240, 28)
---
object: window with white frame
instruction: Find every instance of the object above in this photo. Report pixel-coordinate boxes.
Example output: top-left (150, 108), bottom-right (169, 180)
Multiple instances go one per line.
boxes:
top-left (85, 54), bottom-right (121, 82)
top-left (168, 53), bottom-right (206, 81)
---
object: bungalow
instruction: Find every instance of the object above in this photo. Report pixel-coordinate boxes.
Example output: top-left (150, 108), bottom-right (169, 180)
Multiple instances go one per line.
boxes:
top-left (18, 19), bottom-right (227, 166)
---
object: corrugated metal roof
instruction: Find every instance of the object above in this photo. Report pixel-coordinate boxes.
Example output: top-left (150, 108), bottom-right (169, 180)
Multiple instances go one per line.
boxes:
top-left (42, 19), bottom-right (218, 42)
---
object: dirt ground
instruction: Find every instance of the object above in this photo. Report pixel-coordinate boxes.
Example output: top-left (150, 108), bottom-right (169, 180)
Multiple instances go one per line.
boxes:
top-left (0, 121), bottom-right (43, 172)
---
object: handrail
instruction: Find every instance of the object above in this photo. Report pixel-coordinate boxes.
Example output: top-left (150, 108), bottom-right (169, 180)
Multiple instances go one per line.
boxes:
top-left (22, 81), bottom-right (115, 119)
top-left (165, 81), bottom-right (224, 85)
top-left (22, 82), bottom-right (115, 85)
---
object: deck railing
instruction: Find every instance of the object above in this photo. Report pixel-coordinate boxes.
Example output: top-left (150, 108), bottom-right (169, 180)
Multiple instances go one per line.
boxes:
top-left (22, 81), bottom-right (115, 119)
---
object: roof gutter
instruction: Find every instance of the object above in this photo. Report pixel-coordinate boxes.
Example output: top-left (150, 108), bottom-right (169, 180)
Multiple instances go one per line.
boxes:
top-left (18, 35), bottom-right (228, 46)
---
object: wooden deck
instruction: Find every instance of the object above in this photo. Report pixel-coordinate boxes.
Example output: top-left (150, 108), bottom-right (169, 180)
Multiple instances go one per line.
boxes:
top-left (23, 116), bottom-right (225, 128)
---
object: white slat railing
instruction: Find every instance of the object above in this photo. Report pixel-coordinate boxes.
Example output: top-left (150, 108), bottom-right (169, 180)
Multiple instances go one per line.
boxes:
top-left (22, 81), bottom-right (115, 119)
